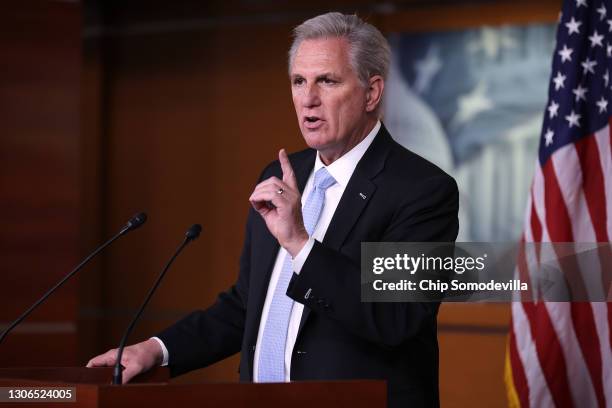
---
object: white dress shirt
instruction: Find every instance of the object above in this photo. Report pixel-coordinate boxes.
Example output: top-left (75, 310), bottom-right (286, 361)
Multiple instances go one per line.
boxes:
top-left (154, 121), bottom-right (381, 376)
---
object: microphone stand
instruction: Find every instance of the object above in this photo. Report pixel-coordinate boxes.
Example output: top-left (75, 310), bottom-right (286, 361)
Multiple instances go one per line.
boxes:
top-left (112, 224), bottom-right (201, 385)
top-left (0, 213), bottom-right (147, 346)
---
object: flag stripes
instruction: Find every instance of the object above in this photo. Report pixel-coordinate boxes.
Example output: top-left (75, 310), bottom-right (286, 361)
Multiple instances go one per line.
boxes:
top-left (506, 1), bottom-right (611, 406)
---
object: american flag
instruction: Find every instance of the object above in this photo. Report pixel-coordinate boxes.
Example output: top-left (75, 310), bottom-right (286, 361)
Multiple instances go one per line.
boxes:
top-left (505, 0), bottom-right (612, 407)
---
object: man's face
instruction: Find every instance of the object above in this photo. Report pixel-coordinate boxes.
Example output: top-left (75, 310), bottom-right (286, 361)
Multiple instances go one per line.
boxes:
top-left (290, 37), bottom-right (371, 162)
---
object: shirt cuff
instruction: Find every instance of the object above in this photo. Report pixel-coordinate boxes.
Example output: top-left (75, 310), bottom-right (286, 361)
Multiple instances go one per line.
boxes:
top-left (150, 337), bottom-right (169, 366)
top-left (291, 237), bottom-right (315, 275)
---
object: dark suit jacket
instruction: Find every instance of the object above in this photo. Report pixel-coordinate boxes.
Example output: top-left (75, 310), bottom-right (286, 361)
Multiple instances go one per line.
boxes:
top-left (157, 124), bottom-right (459, 408)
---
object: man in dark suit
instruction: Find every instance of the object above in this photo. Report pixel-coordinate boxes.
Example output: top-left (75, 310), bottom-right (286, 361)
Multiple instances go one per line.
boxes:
top-left (88, 12), bottom-right (458, 408)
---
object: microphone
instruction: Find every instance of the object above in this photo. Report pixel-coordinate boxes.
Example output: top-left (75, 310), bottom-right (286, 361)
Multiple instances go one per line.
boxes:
top-left (112, 224), bottom-right (202, 385)
top-left (0, 212), bottom-right (148, 346)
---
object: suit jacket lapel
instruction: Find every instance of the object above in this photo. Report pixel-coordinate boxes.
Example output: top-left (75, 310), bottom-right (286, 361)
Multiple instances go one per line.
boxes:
top-left (297, 125), bottom-right (394, 334)
top-left (294, 151), bottom-right (317, 193)
top-left (321, 177), bottom-right (376, 249)
top-left (296, 177), bottom-right (376, 336)
top-left (325, 125), bottom-right (392, 248)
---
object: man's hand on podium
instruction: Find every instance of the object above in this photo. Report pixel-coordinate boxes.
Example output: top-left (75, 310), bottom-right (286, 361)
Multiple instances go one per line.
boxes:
top-left (86, 338), bottom-right (163, 384)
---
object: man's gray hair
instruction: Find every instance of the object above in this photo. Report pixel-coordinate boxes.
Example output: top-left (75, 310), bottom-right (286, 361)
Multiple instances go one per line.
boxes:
top-left (288, 12), bottom-right (391, 86)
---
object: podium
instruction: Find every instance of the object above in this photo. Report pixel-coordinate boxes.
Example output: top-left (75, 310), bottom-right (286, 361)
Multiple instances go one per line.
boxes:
top-left (0, 367), bottom-right (386, 407)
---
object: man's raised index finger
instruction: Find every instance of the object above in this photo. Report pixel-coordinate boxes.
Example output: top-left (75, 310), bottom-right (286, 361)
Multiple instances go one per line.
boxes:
top-left (279, 149), bottom-right (297, 188)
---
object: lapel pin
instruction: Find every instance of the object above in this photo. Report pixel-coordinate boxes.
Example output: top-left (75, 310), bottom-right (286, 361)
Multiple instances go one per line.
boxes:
top-left (359, 193), bottom-right (367, 200)
top-left (305, 288), bottom-right (312, 300)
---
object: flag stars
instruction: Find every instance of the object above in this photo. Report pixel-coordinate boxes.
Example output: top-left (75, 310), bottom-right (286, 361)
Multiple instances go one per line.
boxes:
top-left (565, 110), bottom-right (582, 127)
top-left (548, 101), bottom-right (560, 118)
top-left (544, 128), bottom-right (555, 146)
top-left (588, 30), bottom-right (604, 47)
top-left (596, 97), bottom-right (608, 113)
top-left (597, 4), bottom-right (607, 20)
top-left (581, 58), bottom-right (597, 74)
top-left (608, 19), bottom-right (612, 32)
top-left (553, 72), bottom-right (567, 90)
top-left (604, 70), bottom-right (610, 87)
top-left (607, 43), bottom-right (612, 57)
top-left (558, 44), bottom-right (574, 62)
top-left (566, 17), bottom-right (582, 35)
top-left (572, 85), bottom-right (588, 102)
top-left (576, 0), bottom-right (587, 7)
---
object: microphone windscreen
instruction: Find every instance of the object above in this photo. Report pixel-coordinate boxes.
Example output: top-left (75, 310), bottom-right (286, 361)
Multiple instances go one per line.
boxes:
top-left (185, 224), bottom-right (202, 240)
top-left (126, 212), bottom-right (148, 231)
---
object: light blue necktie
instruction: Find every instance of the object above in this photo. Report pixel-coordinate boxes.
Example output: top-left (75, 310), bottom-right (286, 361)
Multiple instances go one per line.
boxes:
top-left (257, 167), bottom-right (337, 382)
